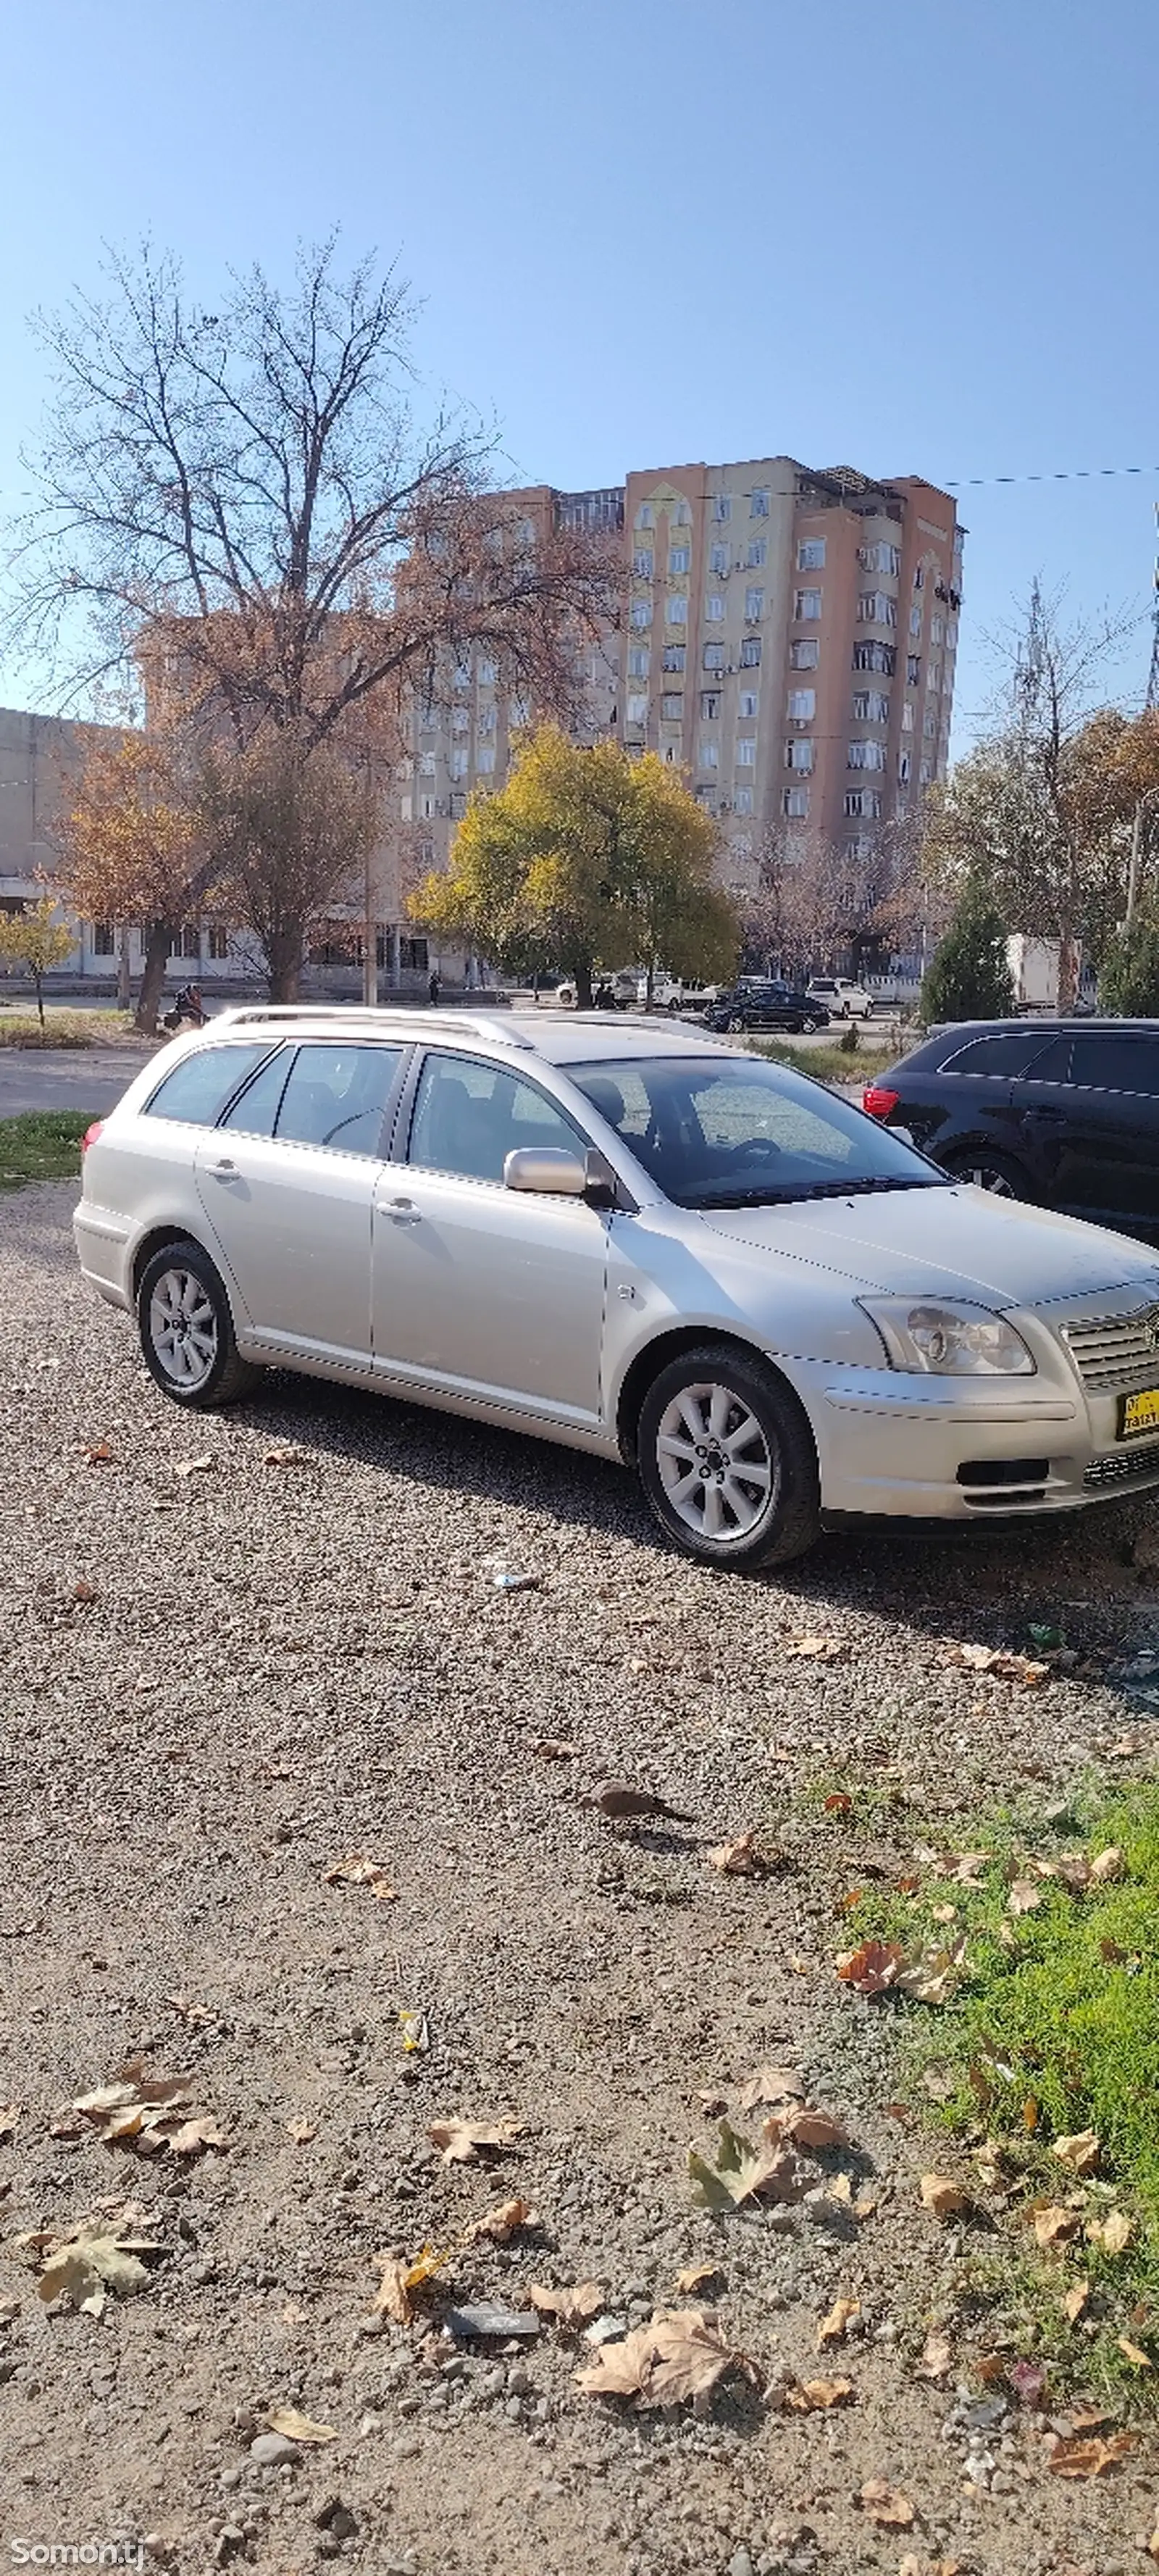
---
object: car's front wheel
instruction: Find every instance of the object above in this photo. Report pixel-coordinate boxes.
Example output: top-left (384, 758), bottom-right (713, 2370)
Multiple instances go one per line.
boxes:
top-left (801, 1014), bottom-right (821, 1033)
top-left (942, 1150), bottom-right (1029, 1200)
top-left (137, 1238), bottom-right (259, 1407)
top-left (636, 1345), bottom-right (821, 1570)
top-left (727, 1013), bottom-right (748, 1033)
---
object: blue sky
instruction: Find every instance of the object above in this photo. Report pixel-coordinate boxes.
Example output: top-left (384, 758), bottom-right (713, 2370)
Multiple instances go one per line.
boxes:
top-left (1, 0), bottom-right (1157, 745)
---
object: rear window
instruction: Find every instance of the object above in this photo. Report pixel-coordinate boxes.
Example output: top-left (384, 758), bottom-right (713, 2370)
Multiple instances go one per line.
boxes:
top-left (940, 1031), bottom-right (1049, 1077)
top-left (1070, 1036), bottom-right (1159, 1097)
top-left (144, 1043), bottom-right (275, 1126)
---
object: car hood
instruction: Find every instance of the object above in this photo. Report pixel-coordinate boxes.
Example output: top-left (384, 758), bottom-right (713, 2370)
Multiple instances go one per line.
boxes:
top-left (698, 1183), bottom-right (1159, 1306)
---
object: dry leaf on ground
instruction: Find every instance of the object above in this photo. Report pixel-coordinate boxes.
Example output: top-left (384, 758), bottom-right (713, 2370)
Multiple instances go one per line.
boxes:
top-left (1117, 2335), bottom-right (1153, 2369)
top-left (372, 2256), bottom-right (417, 2325)
top-left (267, 2406), bottom-right (337, 2446)
top-left (1008, 1877), bottom-right (1045, 1915)
top-left (915, 2328), bottom-right (953, 2380)
top-left (780, 2375), bottom-right (853, 2410)
top-left (920, 2173), bottom-right (971, 2222)
top-left (859, 2479), bottom-right (916, 2528)
top-left (835, 1938), bottom-right (905, 1995)
top-left (86, 1441), bottom-right (115, 1464)
top-left (470, 2197), bottom-right (537, 2243)
top-left (174, 1454), bottom-right (216, 1477)
top-left (774, 2104), bottom-right (850, 2151)
top-left (52, 2062), bottom-right (225, 2158)
top-left (1061, 2279), bottom-right (1090, 2324)
top-left (687, 2120), bottom-right (801, 2212)
top-left (1089, 1845), bottom-right (1123, 1883)
top-left (946, 1643), bottom-right (1049, 1685)
top-left (32, 2218), bottom-right (162, 2314)
top-left (674, 2262), bottom-right (723, 2296)
top-left (737, 2065), bottom-right (806, 2114)
top-left (1053, 2128), bottom-right (1100, 2175)
top-left (817, 2295), bottom-right (860, 2346)
top-left (428, 2117), bottom-right (524, 2165)
top-left (707, 1831), bottom-right (772, 1877)
top-left (824, 1791), bottom-right (853, 1816)
top-left (1087, 2209), bottom-right (1132, 2255)
top-left (286, 2118), bottom-right (317, 2145)
top-left (576, 2307), bottom-right (754, 2409)
top-left (261, 1445), bottom-right (305, 1466)
top-left (1032, 2203), bottom-right (1081, 2248)
top-left (528, 2280), bottom-right (603, 2330)
top-left (893, 1940), bottom-right (968, 2005)
top-left (1048, 2430), bottom-right (1133, 2477)
top-left (322, 1854), bottom-right (396, 1901)
top-left (529, 1739), bottom-right (574, 1760)
top-left (784, 1632), bottom-right (842, 1659)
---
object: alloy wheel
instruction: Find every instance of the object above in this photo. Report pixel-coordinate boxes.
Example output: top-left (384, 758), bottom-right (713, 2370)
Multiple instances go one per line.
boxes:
top-left (654, 1381), bottom-right (775, 1544)
top-left (148, 1265), bottom-right (219, 1391)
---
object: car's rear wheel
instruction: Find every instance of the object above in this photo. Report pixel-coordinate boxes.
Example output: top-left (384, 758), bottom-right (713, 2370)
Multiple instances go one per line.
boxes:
top-left (637, 1344), bottom-right (821, 1571)
top-left (138, 1238), bottom-right (259, 1408)
top-left (942, 1150), bottom-right (1029, 1200)
top-left (727, 1014), bottom-right (747, 1033)
top-left (801, 1014), bottom-right (821, 1033)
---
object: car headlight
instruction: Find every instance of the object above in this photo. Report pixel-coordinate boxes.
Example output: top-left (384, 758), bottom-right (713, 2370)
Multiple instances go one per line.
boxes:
top-left (859, 1297), bottom-right (1036, 1377)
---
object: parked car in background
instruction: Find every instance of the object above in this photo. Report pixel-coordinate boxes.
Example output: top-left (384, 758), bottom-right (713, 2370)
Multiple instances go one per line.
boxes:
top-left (642, 974), bottom-right (725, 1014)
top-left (554, 970), bottom-right (638, 1009)
top-left (706, 982), bottom-right (831, 1035)
top-left (863, 1017), bottom-right (1159, 1245)
top-left (73, 1004), bottom-right (1159, 1570)
top-left (806, 977), bottom-right (874, 1020)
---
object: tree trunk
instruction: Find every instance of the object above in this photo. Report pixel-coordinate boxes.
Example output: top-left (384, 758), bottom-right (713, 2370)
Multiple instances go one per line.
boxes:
top-left (33, 971), bottom-right (45, 1030)
top-left (575, 962), bottom-right (594, 1011)
top-left (1058, 932), bottom-right (1080, 1014)
top-left (266, 928), bottom-right (303, 1002)
top-left (117, 927), bottom-right (132, 1012)
top-left (135, 923), bottom-right (172, 1033)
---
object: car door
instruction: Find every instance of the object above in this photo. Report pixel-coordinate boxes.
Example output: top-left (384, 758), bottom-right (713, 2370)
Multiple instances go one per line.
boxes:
top-left (193, 1040), bottom-right (406, 1364)
top-left (371, 1048), bottom-right (610, 1423)
top-left (1037, 1033), bottom-right (1159, 1233)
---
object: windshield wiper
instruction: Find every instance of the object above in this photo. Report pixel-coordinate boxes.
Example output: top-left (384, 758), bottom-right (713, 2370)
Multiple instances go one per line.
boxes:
top-left (690, 1175), bottom-right (947, 1209)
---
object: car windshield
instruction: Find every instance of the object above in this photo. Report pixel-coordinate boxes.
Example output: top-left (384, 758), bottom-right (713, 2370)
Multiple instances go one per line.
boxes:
top-left (569, 1054), bottom-right (947, 1209)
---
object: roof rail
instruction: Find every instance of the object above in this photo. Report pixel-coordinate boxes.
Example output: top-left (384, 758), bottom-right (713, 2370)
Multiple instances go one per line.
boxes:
top-left (213, 1004), bottom-right (535, 1049)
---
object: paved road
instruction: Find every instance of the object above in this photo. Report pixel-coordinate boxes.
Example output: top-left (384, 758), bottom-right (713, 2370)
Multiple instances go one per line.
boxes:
top-left (0, 1046), bottom-right (156, 1120)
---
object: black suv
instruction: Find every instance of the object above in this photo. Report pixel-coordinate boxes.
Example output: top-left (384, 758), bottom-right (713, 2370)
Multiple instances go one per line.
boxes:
top-left (706, 982), bottom-right (831, 1035)
top-left (863, 1019), bottom-right (1159, 1243)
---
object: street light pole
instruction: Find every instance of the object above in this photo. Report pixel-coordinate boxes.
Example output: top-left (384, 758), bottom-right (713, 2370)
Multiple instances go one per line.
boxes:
top-left (1126, 788), bottom-right (1159, 931)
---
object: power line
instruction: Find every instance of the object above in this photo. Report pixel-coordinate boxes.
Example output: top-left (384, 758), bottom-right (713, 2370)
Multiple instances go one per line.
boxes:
top-left (945, 463), bottom-right (1159, 491)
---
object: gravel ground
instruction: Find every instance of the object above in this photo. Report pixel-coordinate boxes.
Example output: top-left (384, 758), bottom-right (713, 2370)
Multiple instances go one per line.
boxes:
top-left (1, 1181), bottom-right (1158, 2576)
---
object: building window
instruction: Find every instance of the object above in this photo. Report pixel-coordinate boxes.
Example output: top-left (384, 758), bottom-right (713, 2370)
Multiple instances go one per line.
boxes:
top-left (700, 689), bottom-right (722, 718)
top-left (93, 921), bottom-right (115, 957)
top-left (630, 599), bottom-right (652, 629)
top-left (632, 546), bottom-right (654, 579)
top-left (672, 499), bottom-right (691, 526)
top-left (798, 538), bottom-right (826, 570)
top-left (913, 562), bottom-right (925, 588)
top-left (735, 737), bottom-right (756, 766)
top-left (845, 835), bottom-right (873, 862)
top-left (931, 614), bottom-right (945, 646)
top-left (709, 541), bottom-right (729, 575)
top-left (744, 585), bottom-right (764, 620)
top-left (666, 594), bottom-right (688, 626)
top-left (783, 785), bottom-right (809, 818)
top-left (790, 638), bottom-right (819, 670)
top-left (635, 502), bottom-right (655, 530)
top-left (739, 636), bottom-right (762, 667)
top-left (419, 751), bottom-right (436, 775)
top-left (477, 658), bottom-right (495, 685)
top-left (923, 707), bottom-right (937, 738)
top-left (733, 786), bottom-right (754, 814)
top-left (909, 604), bottom-right (923, 637)
top-left (785, 738), bottom-right (814, 772)
top-left (927, 659), bottom-right (942, 695)
top-left (703, 643), bottom-right (725, 672)
top-left (787, 688), bottom-right (816, 721)
top-left (747, 538), bottom-right (767, 568)
top-left (795, 588), bottom-right (822, 620)
top-left (627, 645), bottom-right (650, 678)
top-left (851, 688), bottom-right (890, 722)
top-left (713, 493), bottom-right (732, 522)
top-left (750, 486), bottom-right (770, 517)
top-left (848, 740), bottom-right (886, 770)
top-left (209, 924), bottom-right (229, 962)
top-left (699, 739), bottom-right (719, 770)
top-left (477, 704), bottom-right (496, 735)
top-left (853, 640), bottom-right (895, 674)
top-left (451, 704), bottom-right (469, 734)
top-left (669, 544), bottom-right (690, 575)
top-left (661, 691), bottom-right (683, 720)
top-left (845, 788), bottom-right (883, 818)
top-left (662, 643), bottom-right (686, 672)
top-left (920, 757), bottom-right (933, 785)
top-left (705, 594), bottom-right (724, 622)
top-left (898, 751), bottom-right (911, 784)
top-left (477, 746), bottom-right (496, 774)
top-left (739, 689), bottom-right (759, 718)
top-left (902, 701), bottom-right (914, 732)
top-left (450, 749), bottom-right (469, 780)
top-left (858, 540), bottom-right (900, 575)
top-left (858, 590), bottom-right (896, 627)
top-left (627, 693), bottom-right (649, 725)
top-left (907, 654), bottom-right (921, 685)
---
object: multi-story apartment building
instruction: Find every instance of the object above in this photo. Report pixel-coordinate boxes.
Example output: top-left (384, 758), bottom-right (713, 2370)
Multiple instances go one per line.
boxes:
top-left (404, 455), bottom-right (963, 905)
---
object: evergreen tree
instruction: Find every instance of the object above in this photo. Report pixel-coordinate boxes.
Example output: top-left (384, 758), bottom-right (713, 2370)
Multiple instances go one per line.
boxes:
top-left (1098, 908), bottom-right (1159, 1017)
top-left (921, 880), bottom-right (1015, 1023)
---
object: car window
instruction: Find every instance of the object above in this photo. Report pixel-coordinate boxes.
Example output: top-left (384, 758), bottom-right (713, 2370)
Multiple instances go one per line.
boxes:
top-left (1019, 1037), bottom-right (1073, 1084)
top-left (218, 1046), bottom-right (293, 1136)
top-left (273, 1043), bottom-right (405, 1156)
top-left (143, 1043), bottom-right (275, 1126)
top-left (1069, 1036), bottom-right (1159, 1098)
top-left (569, 1055), bottom-right (944, 1209)
top-left (408, 1051), bottom-right (587, 1183)
top-left (941, 1032), bottom-right (1051, 1077)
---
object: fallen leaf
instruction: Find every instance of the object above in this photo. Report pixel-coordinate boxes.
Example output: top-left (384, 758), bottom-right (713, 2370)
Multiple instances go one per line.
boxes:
top-left (1087, 2208), bottom-right (1133, 2255)
top-left (824, 1791), bottom-right (853, 1817)
top-left (469, 2197), bottom-right (537, 2244)
top-left (921, 2174), bottom-right (971, 2222)
top-left (1061, 2278), bottom-right (1091, 2324)
top-left (372, 2256), bottom-right (417, 2325)
top-left (785, 1633), bottom-right (842, 1659)
top-left (428, 2117), bottom-right (523, 2165)
top-left (1007, 2359), bottom-right (1047, 2407)
top-left (974, 2351), bottom-right (1005, 2383)
top-left (267, 2406), bottom-right (338, 2446)
top-left (528, 2280), bottom-right (603, 2330)
top-left (1117, 2334), bottom-right (1152, 2369)
top-left (777, 2105), bottom-right (850, 2151)
top-left (174, 1454), bottom-right (216, 1477)
top-left (398, 2009), bottom-right (429, 2056)
top-left (817, 2295), bottom-right (860, 2347)
top-left (286, 2118), bottom-right (317, 2145)
top-left (86, 1441), bottom-right (114, 1464)
top-left (737, 2064), bottom-right (806, 2115)
top-left (575, 2307), bottom-right (754, 2409)
top-left (1032, 2204), bottom-right (1081, 2248)
top-left (33, 2219), bottom-right (161, 2313)
top-left (859, 2478), bottom-right (916, 2528)
top-left (674, 2262), bottom-right (722, 2296)
top-left (529, 1739), bottom-right (574, 1760)
top-left (262, 1445), bottom-right (305, 1466)
top-left (164, 2116), bottom-right (227, 2157)
top-left (53, 2062), bottom-right (223, 2157)
top-left (781, 2374), bottom-right (854, 2410)
top-left (687, 2120), bottom-right (801, 2212)
top-left (1088, 1846), bottom-right (1123, 1883)
top-left (1053, 2129), bottom-right (1100, 2176)
top-left (915, 2328), bottom-right (953, 2380)
top-left (71, 1579), bottom-right (100, 1606)
top-left (1048, 2430), bottom-right (1133, 2477)
top-left (835, 1938), bottom-right (905, 1995)
top-left (1008, 1877), bottom-right (1045, 1915)
top-left (323, 1854), bottom-right (396, 1901)
top-left (947, 1643), bottom-right (1049, 1685)
top-left (894, 1941), bottom-right (968, 2005)
top-left (707, 1831), bottom-right (771, 1877)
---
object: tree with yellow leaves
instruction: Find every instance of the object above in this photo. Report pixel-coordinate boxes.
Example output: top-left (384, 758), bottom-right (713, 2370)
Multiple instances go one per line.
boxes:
top-left (54, 729), bottom-right (209, 1033)
top-left (0, 897), bottom-right (78, 1028)
top-left (412, 728), bottom-right (738, 1008)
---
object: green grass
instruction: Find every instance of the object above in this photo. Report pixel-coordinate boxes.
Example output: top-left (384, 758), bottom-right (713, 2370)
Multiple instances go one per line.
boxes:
top-left (0, 1111), bottom-right (95, 1189)
top-left (0, 1009), bottom-right (139, 1049)
top-left (837, 1780), bottom-right (1159, 2396)
top-left (742, 1035), bottom-right (903, 1086)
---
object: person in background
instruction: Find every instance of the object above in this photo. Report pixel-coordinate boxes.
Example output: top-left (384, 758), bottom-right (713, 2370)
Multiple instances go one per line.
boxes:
top-left (428, 967), bottom-right (441, 1006)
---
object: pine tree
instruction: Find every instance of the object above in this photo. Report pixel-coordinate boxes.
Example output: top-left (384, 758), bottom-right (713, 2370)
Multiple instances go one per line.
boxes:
top-left (1098, 908), bottom-right (1159, 1016)
top-left (921, 880), bottom-right (1015, 1024)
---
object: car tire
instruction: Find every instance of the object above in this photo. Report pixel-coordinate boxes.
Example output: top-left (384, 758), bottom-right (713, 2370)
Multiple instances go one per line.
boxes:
top-left (727, 1014), bottom-right (747, 1033)
top-left (137, 1238), bottom-right (260, 1409)
top-left (941, 1150), bottom-right (1030, 1201)
top-left (801, 1014), bottom-right (821, 1033)
top-left (636, 1343), bottom-right (821, 1572)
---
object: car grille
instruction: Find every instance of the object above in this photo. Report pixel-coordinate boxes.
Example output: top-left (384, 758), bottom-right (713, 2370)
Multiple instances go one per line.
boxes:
top-left (1084, 1438), bottom-right (1159, 1491)
top-left (1061, 1304), bottom-right (1159, 1391)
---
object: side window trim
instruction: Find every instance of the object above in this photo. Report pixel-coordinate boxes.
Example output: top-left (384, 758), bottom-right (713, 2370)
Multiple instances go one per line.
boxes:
top-left (271, 1040), bottom-right (412, 1160)
top-left (142, 1041), bottom-right (282, 1125)
top-left (215, 1043), bottom-right (295, 1134)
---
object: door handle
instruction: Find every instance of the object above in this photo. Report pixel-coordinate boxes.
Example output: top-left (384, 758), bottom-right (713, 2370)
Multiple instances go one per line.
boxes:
top-left (386, 1196), bottom-right (422, 1225)
top-left (209, 1158), bottom-right (241, 1178)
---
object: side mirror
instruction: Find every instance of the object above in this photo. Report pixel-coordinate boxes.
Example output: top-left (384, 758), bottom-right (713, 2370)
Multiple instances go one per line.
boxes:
top-left (503, 1146), bottom-right (587, 1197)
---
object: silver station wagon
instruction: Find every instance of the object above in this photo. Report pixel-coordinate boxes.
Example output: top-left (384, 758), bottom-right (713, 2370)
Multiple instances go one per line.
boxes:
top-left (74, 1006), bottom-right (1159, 1570)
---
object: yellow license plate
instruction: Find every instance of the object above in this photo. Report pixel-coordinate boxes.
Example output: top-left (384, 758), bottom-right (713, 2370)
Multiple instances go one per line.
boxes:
top-left (1120, 1386), bottom-right (1159, 1440)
